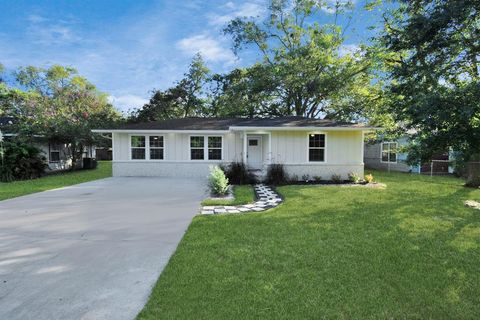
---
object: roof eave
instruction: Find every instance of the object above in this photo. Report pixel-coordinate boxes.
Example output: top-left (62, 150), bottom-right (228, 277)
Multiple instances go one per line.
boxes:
top-left (92, 129), bottom-right (231, 134)
top-left (229, 126), bottom-right (380, 131)
top-left (92, 126), bottom-right (381, 134)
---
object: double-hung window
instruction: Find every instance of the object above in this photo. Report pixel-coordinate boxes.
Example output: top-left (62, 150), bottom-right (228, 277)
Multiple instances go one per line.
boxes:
top-left (190, 136), bottom-right (205, 160)
top-left (149, 136), bottom-right (164, 160)
top-left (208, 137), bottom-right (222, 160)
top-left (308, 134), bottom-right (325, 162)
top-left (49, 144), bottom-right (61, 162)
top-left (130, 135), bottom-right (164, 160)
top-left (381, 142), bottom-right (397, 163)
top-left (131, 136), bottom-right (146, 160)
top-left (190, 136), bottom-right (222, 160)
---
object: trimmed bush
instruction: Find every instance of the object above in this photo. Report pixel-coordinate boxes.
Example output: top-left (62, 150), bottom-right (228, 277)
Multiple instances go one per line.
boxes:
top-left (0, 140), bottom-right (47, 182)
top-left (266, 164), bottom-right (289, 185)
top-left (208, 166), bottom-right (230, 196)
top-left (221, 162), bottom-right (257, 185)
top-left (465, 177), bottom-right (480, 188)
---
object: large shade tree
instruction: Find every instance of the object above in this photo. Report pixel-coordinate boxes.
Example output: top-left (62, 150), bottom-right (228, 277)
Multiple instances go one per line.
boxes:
top-left (2, 65), bottom-right (120, 168)
top-left (223, 0), bottom-right (381, 120)
top-left (380, 0), bottom-right (480, 182)
top-left (131, 54), bottom-right (210, 122)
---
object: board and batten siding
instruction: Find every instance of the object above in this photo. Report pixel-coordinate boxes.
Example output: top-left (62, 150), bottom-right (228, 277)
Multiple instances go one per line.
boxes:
top-left (112, 130), bottom-right (365, 179)
top-left (270, 130), bottom-right (364, 179)
top-left (112, 132), bottom-right (243, 177)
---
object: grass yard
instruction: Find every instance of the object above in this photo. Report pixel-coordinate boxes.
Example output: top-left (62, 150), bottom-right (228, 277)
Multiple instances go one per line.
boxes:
top-left (138, 171), bottom-right (480, 319)
top-left (201, 185), bottom-right (255, 206)
top-left (0, 161), bottom-right (112, 201)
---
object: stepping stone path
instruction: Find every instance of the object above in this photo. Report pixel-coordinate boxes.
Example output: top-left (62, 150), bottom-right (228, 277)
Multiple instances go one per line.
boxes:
top-left (200, 184), bottom-right (282, 215)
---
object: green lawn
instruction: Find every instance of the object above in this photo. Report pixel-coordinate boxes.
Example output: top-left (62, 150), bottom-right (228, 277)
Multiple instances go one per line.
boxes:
top-left (0, 161), bottom-right (112, 201)
top-left (201, 185), bottom-right (255, 206)
top-left (138, 171), bottom-right (480, 319)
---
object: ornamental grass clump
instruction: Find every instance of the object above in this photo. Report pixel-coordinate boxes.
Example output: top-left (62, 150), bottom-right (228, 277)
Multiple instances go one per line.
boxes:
top-left (208, 165), bottom-right (230, 196)
top-left (348, 172), bottom-right (361, 184)
top-left (266, 163), bottom-right (289, 185)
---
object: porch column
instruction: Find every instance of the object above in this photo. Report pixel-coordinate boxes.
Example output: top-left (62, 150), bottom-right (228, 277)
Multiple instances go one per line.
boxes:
top-left (243, 131), bottom-right (247, 163)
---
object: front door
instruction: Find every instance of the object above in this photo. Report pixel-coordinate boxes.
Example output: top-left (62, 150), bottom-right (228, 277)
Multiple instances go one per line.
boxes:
top-left (247, 136), bottom-right (263, 169)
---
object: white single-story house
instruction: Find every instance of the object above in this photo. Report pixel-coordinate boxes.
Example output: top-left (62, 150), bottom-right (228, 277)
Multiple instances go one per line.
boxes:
top-left (93, 117), bottom-right (374, 179)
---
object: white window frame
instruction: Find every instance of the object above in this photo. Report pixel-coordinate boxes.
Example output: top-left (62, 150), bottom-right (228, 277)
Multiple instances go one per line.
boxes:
top-left (129, 134), bottom-right (165, 161)
top-left (189, 135), bottom-right (223, 161)
top-left (148, 135), bottom-right (165, 161)
top-left (307, 133), bottom-right (327, 163)
top-left (380, 141), bottom-right (398, 163)
top-left (49, 143), bottom-right (61, 163)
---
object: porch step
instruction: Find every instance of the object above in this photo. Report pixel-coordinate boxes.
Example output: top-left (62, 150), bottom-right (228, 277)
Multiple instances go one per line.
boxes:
top-left (249, 169), bottom-right (267, 181)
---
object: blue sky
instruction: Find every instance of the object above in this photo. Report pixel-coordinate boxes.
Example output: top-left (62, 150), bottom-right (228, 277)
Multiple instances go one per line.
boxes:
top-left (0, 0), bottom-right (387, 112)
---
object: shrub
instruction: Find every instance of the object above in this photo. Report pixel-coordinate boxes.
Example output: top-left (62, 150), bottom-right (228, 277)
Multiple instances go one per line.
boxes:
top-left (289, 174), bottom-right (299, 183)
top-left (221, 162), bottom-right (256, 185)
top-left (0, 140), bottom-right (47, 182)
top-left (348, 172), bottom-right (361, 184)
top-left (364, 174), bottom-right (374, 183)
top-left (266, 164), bottom-right (289, 185)
top-left (465, 176), bottom-right (480, 188)
top-left (313, 175), bottom-right (322, 182)
top-left (208, 166), bottom-right (230, 195)
top-left (331, 174), bottom-right (342, 183)
top-left (302, 174), bottom-right (310, 182)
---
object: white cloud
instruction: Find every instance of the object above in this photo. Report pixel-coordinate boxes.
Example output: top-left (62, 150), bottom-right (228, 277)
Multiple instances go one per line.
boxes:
top-left (321, 0), bottom-right (356, 14)
top-left (26, 14), bottom-right (81, 45)
top-left (176, 34), bottom-right (236, 64)
top-left (338, 43), bottom-right (360, 57)
top-left (108, 94), bottom-right (149, 112)
top-left (27, 14), bottom-right (48, 23)
top-left (207, 1), bottom-right (265, 26)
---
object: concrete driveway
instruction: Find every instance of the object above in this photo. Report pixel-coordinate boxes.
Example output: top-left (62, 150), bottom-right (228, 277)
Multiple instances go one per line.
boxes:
top-left (0, 177), bottom-right (206, 320)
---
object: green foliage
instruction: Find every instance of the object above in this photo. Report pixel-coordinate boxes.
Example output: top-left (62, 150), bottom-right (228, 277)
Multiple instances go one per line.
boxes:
top-left (138, 171), bottom-right (480, 319)
top-left (0, 161), bottom-right (112, 201)
top-left (266, 164), bottom-right (289, 185)
top-left (208, 165), bottom-right (230, 196)
top-left (0, 139), bottom-right (47, 182)
top-left (379, 0), bottom-right (480, 172)
top-left (2, 64), bottom-right (120, 168)
top-left (331, 174), bottom-right (342, 183)
top-left (208, 64), bottom-right (276, 118)
top-left (222, 0), bottom-right (381, 120)
top-left (313, 175), bottom-right (322, 182)
top-left (465, 177), bottom-right (480, 189)
top-left (221, 162), bottom-right (257, 185)
top-left (201, 185), bottom-right (255, 206)
top-left (348, 172), bottom-right (361, 183)
top-left (131, 54), bottom-right (210, 121)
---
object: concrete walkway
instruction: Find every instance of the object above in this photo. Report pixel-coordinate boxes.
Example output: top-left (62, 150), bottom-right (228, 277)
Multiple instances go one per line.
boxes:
top-left (0, 177), bottom-right (205, 320)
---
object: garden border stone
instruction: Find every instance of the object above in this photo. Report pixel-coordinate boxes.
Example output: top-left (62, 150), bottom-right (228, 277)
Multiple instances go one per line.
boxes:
top-left (200, 184), bottom-right (282, 215)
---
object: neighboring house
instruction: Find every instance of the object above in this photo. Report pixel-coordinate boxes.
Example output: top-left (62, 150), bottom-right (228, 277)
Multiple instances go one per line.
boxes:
top-left (364, 137), bottom-right (451, 174)
top-left (0, 116), bottom-right (95, 171)
top-left (93, 116), bottom-right (375, 179)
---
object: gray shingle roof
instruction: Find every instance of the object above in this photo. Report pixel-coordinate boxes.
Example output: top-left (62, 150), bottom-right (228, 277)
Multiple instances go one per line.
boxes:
top-left (111, 116), bottom-right (368, 130)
